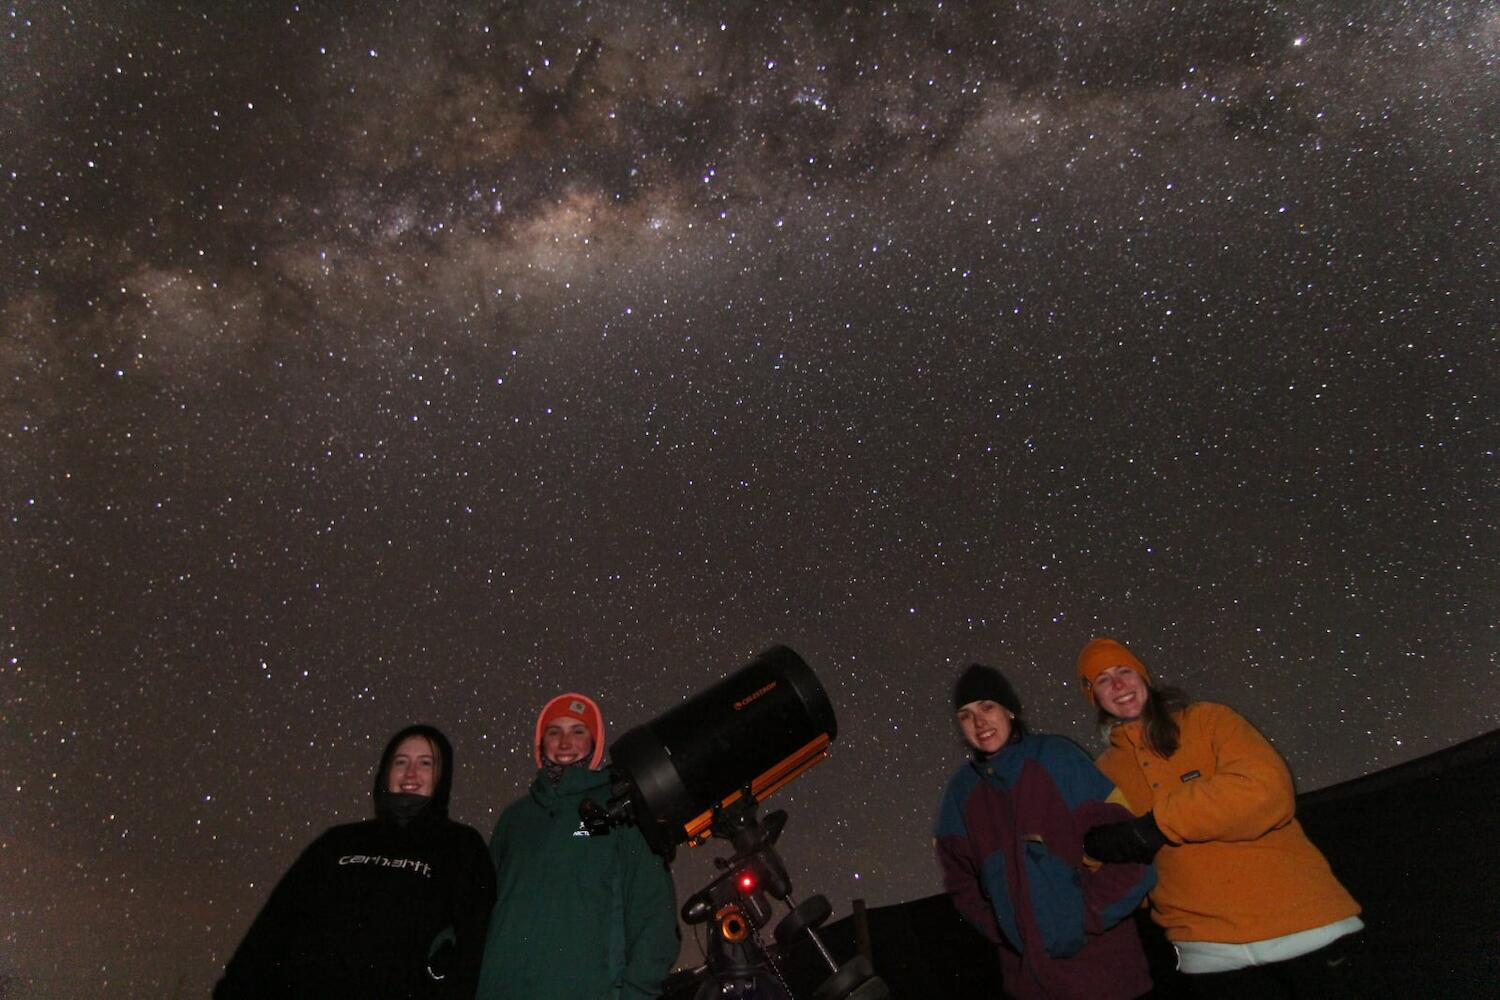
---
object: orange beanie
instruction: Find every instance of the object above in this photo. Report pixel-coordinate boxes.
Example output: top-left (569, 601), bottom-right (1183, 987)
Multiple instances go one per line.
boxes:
top-left (1076, 637), bottom-right (1152, 705)
top-left (534, 692), bottom-right (606, 770)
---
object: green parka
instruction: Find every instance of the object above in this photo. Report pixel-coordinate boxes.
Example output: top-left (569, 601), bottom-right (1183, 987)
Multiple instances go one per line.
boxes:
top-left (475, 765), bottom-right (678, 1000)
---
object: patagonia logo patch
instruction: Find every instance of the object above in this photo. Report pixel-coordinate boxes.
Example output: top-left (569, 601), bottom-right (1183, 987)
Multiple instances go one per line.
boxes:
top-left (1179, 770), bottom-right (1202, 783)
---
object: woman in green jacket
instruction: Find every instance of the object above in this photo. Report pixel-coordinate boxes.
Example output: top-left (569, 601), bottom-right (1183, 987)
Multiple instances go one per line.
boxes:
top-left (476, 693), bottom-right (679, 1000)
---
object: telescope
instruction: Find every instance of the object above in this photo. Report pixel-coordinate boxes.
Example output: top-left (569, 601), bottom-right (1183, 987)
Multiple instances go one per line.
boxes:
top-left (582, 646), bottom-right (888, 1000)
top-left (585, 644), bottom-right (835, 856)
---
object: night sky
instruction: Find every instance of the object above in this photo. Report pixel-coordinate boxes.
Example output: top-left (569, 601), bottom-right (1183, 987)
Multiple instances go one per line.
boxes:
top-left (3, 2), bottom-right (1496, 996)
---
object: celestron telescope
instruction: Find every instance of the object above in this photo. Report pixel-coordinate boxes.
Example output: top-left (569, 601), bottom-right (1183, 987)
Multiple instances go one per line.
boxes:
top-left (581, 646), bottom-right (889, 1000)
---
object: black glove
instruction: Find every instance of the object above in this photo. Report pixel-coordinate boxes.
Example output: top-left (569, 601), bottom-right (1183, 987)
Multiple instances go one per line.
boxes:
top-left (1085, 812), bottom-right (1169, 864)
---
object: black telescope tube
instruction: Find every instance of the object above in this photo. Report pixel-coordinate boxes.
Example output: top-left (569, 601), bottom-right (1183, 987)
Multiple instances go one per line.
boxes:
top-left (607, 645), bottom-right (837, 856)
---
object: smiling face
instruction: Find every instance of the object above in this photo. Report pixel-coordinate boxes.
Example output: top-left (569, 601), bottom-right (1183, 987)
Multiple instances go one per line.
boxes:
top-left (1092, 665), bottom-right (1150, 721)
top-left (386, 734), bottom-right (437, 797)
top-left (541, 716), bottom-right (594, 766)
top-left (956, 699), bottom-right (1013, 756)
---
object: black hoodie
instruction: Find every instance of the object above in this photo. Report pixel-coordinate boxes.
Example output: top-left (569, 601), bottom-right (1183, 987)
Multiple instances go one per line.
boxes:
top-left (216, 725), bottom-right (497, 999)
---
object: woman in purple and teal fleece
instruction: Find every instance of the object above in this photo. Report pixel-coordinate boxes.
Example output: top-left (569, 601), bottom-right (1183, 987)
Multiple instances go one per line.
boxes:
top-left (934, 663), bottom-right (1155, 1000)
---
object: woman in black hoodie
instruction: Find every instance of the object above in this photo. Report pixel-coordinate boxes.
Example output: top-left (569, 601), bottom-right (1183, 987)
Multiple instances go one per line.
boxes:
top-left (215, 724), bottom-right (497, 999)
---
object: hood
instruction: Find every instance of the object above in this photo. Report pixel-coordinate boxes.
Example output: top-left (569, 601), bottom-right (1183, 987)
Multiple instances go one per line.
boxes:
top-left (373, 723), bottom-right (454, 820)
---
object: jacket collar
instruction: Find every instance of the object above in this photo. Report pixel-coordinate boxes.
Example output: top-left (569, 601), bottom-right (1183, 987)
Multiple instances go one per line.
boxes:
top-left (970, 733), bottom-right (1030, 781)
top-left (1108, 719), bottom-right (1144, 751)
top-left (529, 762), bottom-right (612, 806)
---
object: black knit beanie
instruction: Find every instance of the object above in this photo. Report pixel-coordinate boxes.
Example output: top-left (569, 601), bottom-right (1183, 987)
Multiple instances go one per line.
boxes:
top-left (953, 663), bottom-right (1022, 715)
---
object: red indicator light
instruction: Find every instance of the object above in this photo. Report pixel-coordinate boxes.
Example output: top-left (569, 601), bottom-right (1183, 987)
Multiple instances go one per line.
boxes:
top-left (738, 873), bottom-right (756, 893)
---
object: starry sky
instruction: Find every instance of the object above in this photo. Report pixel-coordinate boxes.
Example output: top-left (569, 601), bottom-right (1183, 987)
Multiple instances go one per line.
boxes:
top-left (2, 1), bottom-right (1496, 996)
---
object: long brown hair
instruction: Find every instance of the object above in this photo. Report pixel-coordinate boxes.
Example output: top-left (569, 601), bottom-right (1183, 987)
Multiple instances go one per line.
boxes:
top-left (1100, 683), bottom-right (1192, 757)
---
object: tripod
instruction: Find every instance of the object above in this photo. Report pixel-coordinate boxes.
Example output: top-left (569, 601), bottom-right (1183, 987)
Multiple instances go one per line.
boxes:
top-left (681, 795), bottom-right (888, 1000)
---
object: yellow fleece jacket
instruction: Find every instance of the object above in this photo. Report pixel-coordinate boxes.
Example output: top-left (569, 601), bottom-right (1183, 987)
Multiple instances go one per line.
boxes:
top-left (1095, 702), bottom-right (1360, 944)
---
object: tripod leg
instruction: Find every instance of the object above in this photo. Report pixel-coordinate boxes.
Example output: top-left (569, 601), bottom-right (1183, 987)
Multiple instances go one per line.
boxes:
top-left (755, 970), bottom-right (796, 1000)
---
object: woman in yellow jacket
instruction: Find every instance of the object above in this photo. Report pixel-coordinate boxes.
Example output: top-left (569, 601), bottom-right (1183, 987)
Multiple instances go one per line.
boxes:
top-left (1075, 638), bottom-right (1363, 999)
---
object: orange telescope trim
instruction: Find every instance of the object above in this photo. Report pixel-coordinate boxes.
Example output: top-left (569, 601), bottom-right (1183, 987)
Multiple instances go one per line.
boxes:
top-left (682, 734), bottom-right (831, 845)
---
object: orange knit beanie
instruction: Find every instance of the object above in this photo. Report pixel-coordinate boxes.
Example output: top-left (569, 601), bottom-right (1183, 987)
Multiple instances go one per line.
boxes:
top-left (534, 692), bottom-right (606, 770)
top-left (1076, 637), bottom-right (1151, 705)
